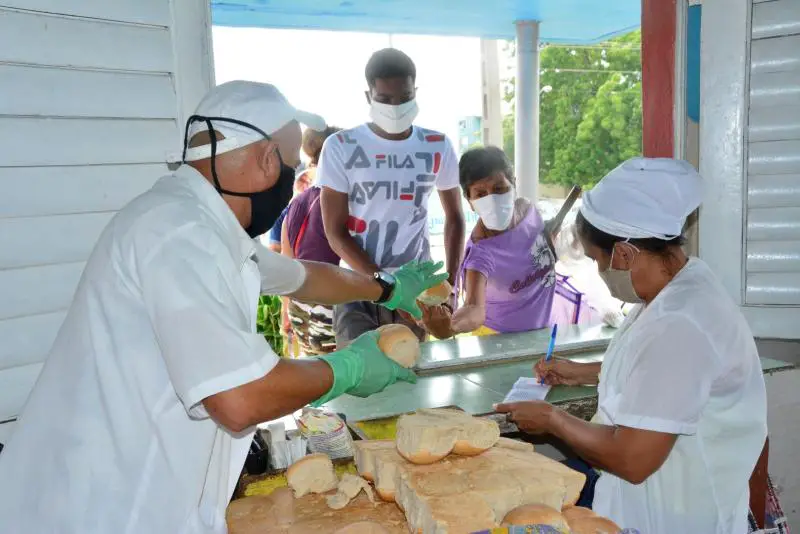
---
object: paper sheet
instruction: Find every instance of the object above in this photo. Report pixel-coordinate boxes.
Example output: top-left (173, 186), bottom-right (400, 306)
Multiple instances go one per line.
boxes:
top-left (503, 377), bottom-right (552, 403)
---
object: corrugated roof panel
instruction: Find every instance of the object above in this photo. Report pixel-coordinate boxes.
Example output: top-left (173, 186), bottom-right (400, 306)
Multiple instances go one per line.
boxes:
top-left (211, 0), bottom-right (640, 43)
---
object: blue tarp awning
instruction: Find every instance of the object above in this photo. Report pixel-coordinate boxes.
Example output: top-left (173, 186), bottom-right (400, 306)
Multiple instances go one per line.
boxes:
top-left (211, 0), bottom-right (640, 44)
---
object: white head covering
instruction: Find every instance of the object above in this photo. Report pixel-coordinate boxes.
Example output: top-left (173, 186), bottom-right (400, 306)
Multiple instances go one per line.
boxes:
top-left (183, 81), bottom-right (326, 162)
top-left (579, 157), bottom-right (703, 239)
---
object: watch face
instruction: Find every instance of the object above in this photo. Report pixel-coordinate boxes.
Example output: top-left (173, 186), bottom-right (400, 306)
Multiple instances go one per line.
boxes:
top-left (376, 271), bottom-right (396, 285)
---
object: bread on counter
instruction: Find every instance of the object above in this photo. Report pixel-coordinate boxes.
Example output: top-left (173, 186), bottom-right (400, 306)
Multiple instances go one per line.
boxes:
top-left (227, 493), bottom-right (407, 534)
top-left (353, 439), bottom-right (405, 502)
top-left (376, 324), bottom-right (420, 368)
top-left (286, 453), bottom-right (338, 498)
top-left (227, 487), bottom-right (295, 531)
top-left (332, 521), bottom-right (392, 534)
top-left (395, 408), bottom-right (501, 464)
top-left (355, 436), bottom-right (586, 533)
top-left (494, 436), bottom-right (534, 452)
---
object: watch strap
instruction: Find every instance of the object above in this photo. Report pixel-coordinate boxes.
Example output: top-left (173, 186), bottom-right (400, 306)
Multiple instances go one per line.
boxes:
top-left (373, 272), bottom-right (394, 304)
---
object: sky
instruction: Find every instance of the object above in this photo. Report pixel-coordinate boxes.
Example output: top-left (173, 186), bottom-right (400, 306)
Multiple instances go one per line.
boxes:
top-left (212, 28), bottom-right (523, 241)
top-left (212, 27), bottom-right (513, 145)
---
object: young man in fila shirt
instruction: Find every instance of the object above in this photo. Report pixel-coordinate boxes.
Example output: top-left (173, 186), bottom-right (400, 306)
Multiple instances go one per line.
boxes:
top-left (318, 48), bottom-right (466, 346)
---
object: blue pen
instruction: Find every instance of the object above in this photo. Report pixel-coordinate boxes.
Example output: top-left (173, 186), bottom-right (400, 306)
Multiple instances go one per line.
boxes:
top-left (541, 324), bottom-right (558, 385)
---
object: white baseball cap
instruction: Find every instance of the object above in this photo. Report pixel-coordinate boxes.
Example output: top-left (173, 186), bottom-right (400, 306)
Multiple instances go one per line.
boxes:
top-left (183, 80), bottom-right (326, 162)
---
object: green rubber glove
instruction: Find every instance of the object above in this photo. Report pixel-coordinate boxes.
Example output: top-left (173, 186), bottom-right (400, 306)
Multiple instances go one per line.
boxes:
top-left (311, 330), bottom-right (418, 407)
top-left (382, 260), bottom-right (449, 319)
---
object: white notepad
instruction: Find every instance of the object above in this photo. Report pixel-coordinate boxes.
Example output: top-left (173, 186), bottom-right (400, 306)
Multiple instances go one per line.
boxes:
top-left (503, 377), bottom-right (552, 403)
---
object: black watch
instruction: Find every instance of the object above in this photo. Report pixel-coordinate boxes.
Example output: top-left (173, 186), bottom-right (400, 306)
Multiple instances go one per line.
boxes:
top-left (373, 271), bottom-right (396, 304)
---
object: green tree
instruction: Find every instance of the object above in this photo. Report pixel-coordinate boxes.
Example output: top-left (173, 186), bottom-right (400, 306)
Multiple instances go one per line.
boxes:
top-left (550, 75), bottom-right (642, 188)
top-left (503, 30), bottom-right (642, 189)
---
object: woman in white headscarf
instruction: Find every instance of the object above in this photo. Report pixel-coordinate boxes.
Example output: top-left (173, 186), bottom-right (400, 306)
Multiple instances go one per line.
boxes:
top-left (495, 158), bottom-right (767, 534)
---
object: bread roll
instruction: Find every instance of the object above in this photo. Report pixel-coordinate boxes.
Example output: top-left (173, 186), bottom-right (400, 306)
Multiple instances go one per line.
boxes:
top-left (562, 505), bottom-right (596, 522)
top-left (502, 503), bottom-right (570, 530)
top-left (376, 324), bottom-right (420, 368)
top-left (395, 408), bottom-right (500, 465)
top-left (332, 522), bottom-right (391, 534)
top-left (568, 515), bottom-right (622, 534)
top-left (416, 280), bottom-right (453, 306)
top-left (286, 453), bottom-right (338, 498)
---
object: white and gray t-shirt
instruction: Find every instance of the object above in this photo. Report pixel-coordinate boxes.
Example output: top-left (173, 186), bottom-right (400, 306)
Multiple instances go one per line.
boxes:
top-left (317, 124), bottom-right (459, 272)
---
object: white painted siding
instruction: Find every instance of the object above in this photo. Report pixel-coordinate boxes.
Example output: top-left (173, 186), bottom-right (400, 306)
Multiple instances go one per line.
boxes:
top-left (745, 0), bottom-right (800, 306)
top-left (700, 0), bottom-right (800, 338)
top-left (0, 1), bottom-right (213, 438)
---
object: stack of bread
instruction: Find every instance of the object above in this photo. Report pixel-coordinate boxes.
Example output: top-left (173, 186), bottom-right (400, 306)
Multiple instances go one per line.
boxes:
top-left (353, 408), bottom-right (623, 533)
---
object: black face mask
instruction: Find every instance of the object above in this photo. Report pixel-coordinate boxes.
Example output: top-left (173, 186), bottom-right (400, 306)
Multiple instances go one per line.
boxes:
top-left (247, 161), bottom-right (295, 238)
top-left (182, 115), bottom-right (295, 238)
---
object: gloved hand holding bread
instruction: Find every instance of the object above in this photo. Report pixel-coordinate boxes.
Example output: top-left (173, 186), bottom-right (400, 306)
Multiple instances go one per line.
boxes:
top-left (311, 324), bottom-right (421, 406)
top-left (382, 261), bottom-right (450, 319)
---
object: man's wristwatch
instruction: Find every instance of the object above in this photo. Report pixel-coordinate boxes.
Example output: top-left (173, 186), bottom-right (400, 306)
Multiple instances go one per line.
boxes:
top-left (373, 271), bottom-right (396, 304)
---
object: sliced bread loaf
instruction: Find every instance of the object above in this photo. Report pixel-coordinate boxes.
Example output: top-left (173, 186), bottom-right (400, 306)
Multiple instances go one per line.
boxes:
top-left (353, 440), bottom-right (406, 502)
top-left (395, 408), bottom-right (500, 464)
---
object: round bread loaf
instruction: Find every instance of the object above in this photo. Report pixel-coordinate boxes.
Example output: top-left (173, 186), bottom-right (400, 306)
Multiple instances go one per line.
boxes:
top-left (332, 521), bottom-right (391, 534)
top-left (376, 324), bottom-right (420, 368)
top-left (501, 504), bottom-right (570, 530)
top-left (416, 280), bottom-right (452, 306)
top-left (562, 505), bottom-right (596, 523)
top-left (568, 515), bottom-right (622, 534)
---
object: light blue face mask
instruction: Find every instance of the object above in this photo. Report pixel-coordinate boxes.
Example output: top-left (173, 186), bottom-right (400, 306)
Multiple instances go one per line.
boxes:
top-left (598, 242), bottom-right (643, 304)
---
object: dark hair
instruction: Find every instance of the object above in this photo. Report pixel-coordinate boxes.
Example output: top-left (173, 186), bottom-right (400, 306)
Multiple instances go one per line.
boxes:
top-left (458, 146), bottom-right (516, 194)
top-left (365, 48), bottom-right (417, 87)
top-left (575, 211), bottom-right (685, 256)
top-left (302, 126), bottom-right (341, 165)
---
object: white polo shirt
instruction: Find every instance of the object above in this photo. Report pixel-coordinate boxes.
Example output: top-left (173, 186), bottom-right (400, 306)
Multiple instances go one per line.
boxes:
top-left (592, 258), bottom-right (767, 534)
top-left (0, 165), bottom-right (306, 534)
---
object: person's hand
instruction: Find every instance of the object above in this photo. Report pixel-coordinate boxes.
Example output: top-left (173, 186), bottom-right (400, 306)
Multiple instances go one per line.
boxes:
top-left (494, 401), bottom-right (555, 435)
top-left (419, 303), bottom-right (455, 340)
top-left (383, 261), bottom-right (449, 319)
top-left (602, 308), bottom-right (625, 328)
top-left (311, 330), bottom-right (417, 406)
top-left (534, 357), bottom-right (587, 386)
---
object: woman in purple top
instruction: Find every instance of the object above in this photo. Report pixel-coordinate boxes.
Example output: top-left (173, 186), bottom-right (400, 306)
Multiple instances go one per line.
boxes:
top-left (423, 146), bottom-right (591, 337)
top-left (280, 126), bottom-right (342, 355)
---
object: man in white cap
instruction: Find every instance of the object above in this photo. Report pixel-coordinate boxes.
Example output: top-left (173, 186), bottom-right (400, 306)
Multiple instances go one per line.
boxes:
top-left (496, 158), bottom-right (767, 534)
top-left (0, 81), bottom-right (445, 533)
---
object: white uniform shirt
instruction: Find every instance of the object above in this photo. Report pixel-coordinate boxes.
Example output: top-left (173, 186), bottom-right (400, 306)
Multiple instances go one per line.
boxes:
top-left (592, 258), bottom-right (767, 534)
top-left (0, 165), bottom-right (306, 534)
